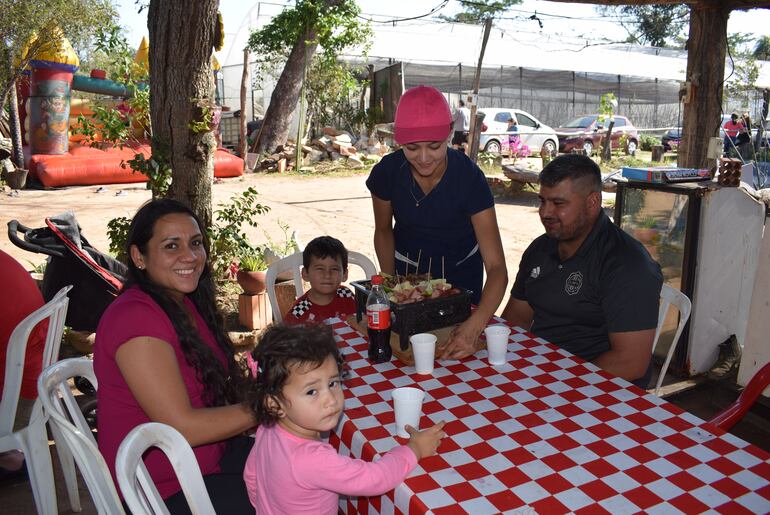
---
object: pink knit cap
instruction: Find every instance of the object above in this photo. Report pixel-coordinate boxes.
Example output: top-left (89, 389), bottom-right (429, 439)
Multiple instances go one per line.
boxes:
top-left (393, 86), bottom-right (452, 145)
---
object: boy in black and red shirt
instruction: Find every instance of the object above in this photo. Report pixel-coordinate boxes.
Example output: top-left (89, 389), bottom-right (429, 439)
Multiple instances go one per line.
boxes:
top-left (284, 236), bottom-right (356, 325)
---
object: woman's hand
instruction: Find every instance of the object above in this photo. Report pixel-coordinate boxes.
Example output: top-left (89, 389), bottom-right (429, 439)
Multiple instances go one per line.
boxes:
top-left (438, 318), bottom-right (484, 360)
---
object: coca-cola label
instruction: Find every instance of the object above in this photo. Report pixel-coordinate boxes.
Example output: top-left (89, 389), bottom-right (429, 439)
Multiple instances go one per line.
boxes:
top-left (367, 304), bottom-right (391, 330)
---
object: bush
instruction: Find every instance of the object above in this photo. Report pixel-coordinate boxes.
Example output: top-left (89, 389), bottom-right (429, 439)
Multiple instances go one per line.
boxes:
top-left (640, 134), bottom-right (659, 151)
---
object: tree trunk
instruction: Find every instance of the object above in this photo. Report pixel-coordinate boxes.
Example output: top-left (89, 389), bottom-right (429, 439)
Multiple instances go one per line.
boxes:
top-left (8, 79), bottom-right (24, 168)
top-left (601, 120), bottom-right (615, 163)
top-left (239, 49), bottom-right (249, 167)
top-left (254, 29), bottom-right (320, 155)
top-left (679, 1), bottom-right (730, 169)
top-left (0, 49), bottom-right (18, 111)
top-left (756, 89), bottom-right (768, 151)
top-left (148, 0), bottom-right (218, 227)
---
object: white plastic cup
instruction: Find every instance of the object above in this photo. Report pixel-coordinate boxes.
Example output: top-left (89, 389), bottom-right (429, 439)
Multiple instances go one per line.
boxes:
top-left (410, 333), bottom-right (437, 375)
top-left (392, 387), bottom-right (425, 438)
top-left (485, 325), bottom-right (511, 365)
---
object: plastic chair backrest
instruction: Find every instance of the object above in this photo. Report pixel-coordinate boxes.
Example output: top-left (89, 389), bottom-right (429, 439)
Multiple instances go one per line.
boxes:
top-left (116, 422), bottom-right (216, 515)
top-left (650, 283), bottom-right (692, 396)
top-left (266, 251), bottom-right (377, 323)
top-left (709, 361), bottom-right (770, 431)
top-left (37, 357), bottom-right (126, 514)
top-left (0, 285), bottom-right (72, 436)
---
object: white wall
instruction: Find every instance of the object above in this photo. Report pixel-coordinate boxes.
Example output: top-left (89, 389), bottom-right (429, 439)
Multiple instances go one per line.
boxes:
top-left (739, 217), bottom-right (770, 395)
top-left (689, 187), bottom-right (765, 374)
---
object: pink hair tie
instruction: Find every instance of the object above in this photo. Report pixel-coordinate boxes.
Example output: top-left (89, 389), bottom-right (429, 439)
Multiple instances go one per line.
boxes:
top-left (245, 353), bottom-right (259, 378)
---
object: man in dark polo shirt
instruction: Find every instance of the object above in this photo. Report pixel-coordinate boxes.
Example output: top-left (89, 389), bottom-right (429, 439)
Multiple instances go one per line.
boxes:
top-left (502, 154), bottom-right (662, 387)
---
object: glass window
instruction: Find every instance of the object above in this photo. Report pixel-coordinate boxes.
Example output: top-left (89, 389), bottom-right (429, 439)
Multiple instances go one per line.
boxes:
top-left (563, 115), bottom-right (597, 128)
top-left (494, 112), bottom-right (512, 123)
top-left (619, 187), bottom-right (689, 361)
top-left (517, 113), bottom-right (536, 127)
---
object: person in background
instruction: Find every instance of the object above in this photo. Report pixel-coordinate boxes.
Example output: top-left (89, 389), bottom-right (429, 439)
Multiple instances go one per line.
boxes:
top-left (0, 250), bottom-right (48, 480)
top-left (737, 111), bottom-right (753, 160)
top-left (243, 324), bottom-right (445, 514)
top-left (451, 99), bottom-right (471, 152)
top-left (507, 116), bottom-right (520, 152)
top-left (723, 112), bottom-right (745, 154)
top-left (94, 199), bottom-right (255, 514)
top-left (284, 236), bottom-right (356, 325)
top-left (502, 154), bottom-right (662, 388)
top-left (367, 85), bottom-right (508, 360)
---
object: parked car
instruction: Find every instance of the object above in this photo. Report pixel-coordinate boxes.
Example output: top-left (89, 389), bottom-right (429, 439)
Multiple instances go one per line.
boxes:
top-left (477, 108), bottom-right (558, 156)
top-left (555, 114), bottom-right (639, 155)
top-left (661, 128), bottom-right (681, 152)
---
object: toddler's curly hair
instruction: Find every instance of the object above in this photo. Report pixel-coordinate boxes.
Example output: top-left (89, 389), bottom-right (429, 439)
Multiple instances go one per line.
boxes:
top-left (246, 324), bottom-right (345, 426)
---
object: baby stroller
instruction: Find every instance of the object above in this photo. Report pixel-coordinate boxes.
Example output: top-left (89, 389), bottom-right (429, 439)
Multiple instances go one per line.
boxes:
top-left (8, 211), bottom-right (128, 333)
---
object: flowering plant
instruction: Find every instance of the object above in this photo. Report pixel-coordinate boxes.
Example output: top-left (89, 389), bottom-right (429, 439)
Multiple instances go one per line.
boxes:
top-left (508, 137), bottom-right (531, 164)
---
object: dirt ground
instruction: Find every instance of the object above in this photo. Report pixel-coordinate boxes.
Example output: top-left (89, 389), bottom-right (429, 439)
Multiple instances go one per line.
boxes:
top-left (1, 171), bottom-right (545, 309)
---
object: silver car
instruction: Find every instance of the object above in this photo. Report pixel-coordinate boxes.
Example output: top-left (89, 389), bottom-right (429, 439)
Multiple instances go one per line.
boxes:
top-left (477, 108), bottom-right (558, 155)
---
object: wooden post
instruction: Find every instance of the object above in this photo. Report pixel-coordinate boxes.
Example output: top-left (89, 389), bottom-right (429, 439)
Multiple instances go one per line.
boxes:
top-left (468, 111), bottom-right (485, 161)
top-left (239, 49), bottom-right (250, 168)
top-left (652, 145), bottom-right (665, 162)
top-left (467, 18), bottom-right (493, 164)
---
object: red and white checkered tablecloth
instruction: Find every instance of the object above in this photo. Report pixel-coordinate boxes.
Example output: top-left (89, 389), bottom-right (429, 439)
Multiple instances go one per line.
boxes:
top-left (325, 317), bottom-right (770, 515)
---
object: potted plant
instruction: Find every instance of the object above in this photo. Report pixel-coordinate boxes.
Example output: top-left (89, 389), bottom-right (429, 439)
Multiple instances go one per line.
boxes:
top-left (2, 168), bottom-right (28, 190)
top-left (236, 249), bottom-right (268, 295)
top-left (262, 221), bottom-right (301, 281)
top-left (633, 216), bottom-right (659, 244)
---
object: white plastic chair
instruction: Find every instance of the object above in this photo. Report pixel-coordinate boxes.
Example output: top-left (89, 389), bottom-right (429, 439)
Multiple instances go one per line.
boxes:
top-left (266, 250), bottom-right (377, 323)
top-left (116, 422), bottom-right (215, 515)
top-left (0, 284), bottom-right (72, 514)
top-left (650, 283), bottom-right (692, 396)
top-left (37, 357), bottom-right (125, 514)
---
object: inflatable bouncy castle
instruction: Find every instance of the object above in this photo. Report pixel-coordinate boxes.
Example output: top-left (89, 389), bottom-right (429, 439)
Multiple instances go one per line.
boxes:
top-left (18, 31), bottom-right (242, 188)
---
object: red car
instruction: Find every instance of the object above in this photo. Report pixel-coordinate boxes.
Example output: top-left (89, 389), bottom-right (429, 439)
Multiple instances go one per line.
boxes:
top-left (556, 114), bottom-right (639, 155)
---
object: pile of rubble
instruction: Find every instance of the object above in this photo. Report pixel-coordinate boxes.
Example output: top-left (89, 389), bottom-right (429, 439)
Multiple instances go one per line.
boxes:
top-left (256, 126), bottom-right (392, 173)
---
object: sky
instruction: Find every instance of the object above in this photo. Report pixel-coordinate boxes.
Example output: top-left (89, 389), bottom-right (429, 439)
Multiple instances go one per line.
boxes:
top-left (114, 0), bottom-right (770, 60)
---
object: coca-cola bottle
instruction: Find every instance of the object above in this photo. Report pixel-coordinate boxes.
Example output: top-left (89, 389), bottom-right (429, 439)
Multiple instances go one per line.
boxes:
top-left (367, 275), bottom-right (392, 363)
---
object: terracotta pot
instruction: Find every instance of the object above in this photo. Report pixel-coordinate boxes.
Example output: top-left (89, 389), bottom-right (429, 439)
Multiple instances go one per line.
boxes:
top-left (236, 269), bottom-right (267, 295)
top-left (633, 228), bottom-right (657, 244)
top-left (5, 169), bottom-right (28, 190)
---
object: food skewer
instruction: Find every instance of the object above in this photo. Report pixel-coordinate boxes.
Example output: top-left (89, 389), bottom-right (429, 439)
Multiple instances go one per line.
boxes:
top-left (442, 256), bottom-right (445, 280)
top-left (416, 250), bottom-right (422, 276)
top-left (428, 257), bottom-right (432, 279)
top-left (405, 252), bottom-right (409, 276)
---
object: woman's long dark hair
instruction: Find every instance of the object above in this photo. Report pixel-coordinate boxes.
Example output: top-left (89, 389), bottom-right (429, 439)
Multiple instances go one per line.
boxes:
top-left (123, 198), bottom-right (245, 406)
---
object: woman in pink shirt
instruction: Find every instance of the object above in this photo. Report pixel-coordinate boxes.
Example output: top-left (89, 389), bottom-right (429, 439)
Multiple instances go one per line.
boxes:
top-left (243, 325), bottom-right (446, 514)
top-left (94, 199), bottom-right (256, 513)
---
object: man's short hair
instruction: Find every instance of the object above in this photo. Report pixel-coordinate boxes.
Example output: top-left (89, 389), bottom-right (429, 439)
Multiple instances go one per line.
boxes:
top-left (303, 236), bottom-right (349, 269)
top-left (540, 154), bottom-right (601, 193)
top-left (458, 99), bottom-right (465, 107)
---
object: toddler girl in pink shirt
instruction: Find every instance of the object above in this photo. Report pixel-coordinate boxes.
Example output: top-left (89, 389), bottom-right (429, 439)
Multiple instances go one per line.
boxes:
top-left (243, 324), bottom-right (445, 514)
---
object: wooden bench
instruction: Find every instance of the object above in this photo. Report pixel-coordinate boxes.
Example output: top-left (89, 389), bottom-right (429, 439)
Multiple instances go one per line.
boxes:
top-left (501, 164), bottom-right (617, 193)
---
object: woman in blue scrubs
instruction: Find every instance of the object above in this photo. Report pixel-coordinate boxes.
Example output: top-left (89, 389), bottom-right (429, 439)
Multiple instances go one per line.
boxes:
top-left (366, 86), bottom-right (508, 360)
